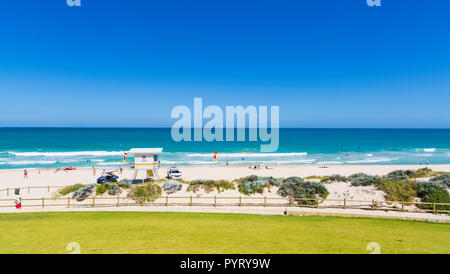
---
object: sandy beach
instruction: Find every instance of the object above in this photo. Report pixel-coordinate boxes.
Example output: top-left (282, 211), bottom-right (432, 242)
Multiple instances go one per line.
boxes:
top-left (2, 164), bottom-right (450, 189)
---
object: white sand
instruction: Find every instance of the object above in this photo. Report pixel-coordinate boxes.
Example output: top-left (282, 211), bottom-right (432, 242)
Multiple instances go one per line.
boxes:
top-left (3, 164), bottom-right (450, 189)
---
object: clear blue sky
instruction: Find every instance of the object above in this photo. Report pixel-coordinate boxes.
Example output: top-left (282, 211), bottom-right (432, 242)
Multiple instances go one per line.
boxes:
top-left (0, 0), bottom-right (449, 128)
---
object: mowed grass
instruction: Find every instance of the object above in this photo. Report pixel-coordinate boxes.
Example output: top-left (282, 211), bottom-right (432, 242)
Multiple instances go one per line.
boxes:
top-left (0, 212), bottom-right (449, 254)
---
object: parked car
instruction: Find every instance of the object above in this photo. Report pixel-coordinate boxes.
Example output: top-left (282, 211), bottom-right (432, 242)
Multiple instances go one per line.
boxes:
top-left (97, 170), bottom-right (119, 184)
top-left (167, 166), bottom-right (183, 179)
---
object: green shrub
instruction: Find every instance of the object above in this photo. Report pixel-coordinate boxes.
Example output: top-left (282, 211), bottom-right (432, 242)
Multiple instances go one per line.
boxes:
top-left (96, 184), bottom-right (107, 195)
top-left (411, 167), bottom-right (434, 178)
top-left (430, 174), bottom-right (450, 187)
top-left (236, 176), bottom-right (282, 195)
top-left (386, 170), bottom-right (413, 181)
top-left (349, 173), bottom-right (380, 186)
top-left (105, 182), bottom-right (121, 196)
top-left (187, 179), bottom-right (235, 193)
top-left (377, 179), bottom-right (417, 202)
top-left (238, 179), bottom-right (268, 195)
top-left (277, 177), bottom-right (329, 205)
top-left (321, 174), bottom-right (348, 183)
top-left (118, 179), bottom-right (131, 188)
top-left (417, 182), bottom-right (450, 212)
top-left (304, 175), bottom-right (325, 180)
top-left (266, 177), bottom-right (282, 186)
top-left (58, 183), bottom-right (85, 196)
top-left (162, 180), bottom-right (183, 194)
top-left (72, 184), bottom-right (97, 201)
top-left (234, 175), bottom-right (258, 184)
top-left (127, 183), bottom-right (162, 203)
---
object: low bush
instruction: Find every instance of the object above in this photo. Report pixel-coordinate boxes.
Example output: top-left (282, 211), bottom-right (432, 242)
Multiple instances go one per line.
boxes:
top-left (187, 179), bottom-right (235, 193)
top-left (236, 176), bottom-right (282, 195)
top-left (417, 182), bottom-right (450, 212)
top-left (118, 179), bottom-right (131, 188)
top-left (277, 177), bottom-right (329, 205)
top-left (163, 180), bottom-right (183, 194)
top-left (266, 177), bottom-right (282, 186)
top-left (321, 174), bottom-right (348, 183)
top-left (430, 174), bottom-right (450, 187)
top-left (95, 182), bottom-right (122, 196)
top-left (72, 184), bottom-right (97, 201)
top-left (304, 175), bottom-right (325, 180)
top-left (386, 170), bottom-right (414, 181)
top-left (127, 183), bottom-right (162, 203)
top-left (238, 178), bottom-right (267, 195)
top-left (377, 179), bottom-right (417, 202)
top-left (58, 183), bottom-right (85, 196)
top-left (349, 173), bottom-right (380, 186)
top-left (96, 184), bottom-right (107, 195)
top-left (105, 182), bottom-right (121, 196)
top-left (411, 167), bottom-right (434, 178)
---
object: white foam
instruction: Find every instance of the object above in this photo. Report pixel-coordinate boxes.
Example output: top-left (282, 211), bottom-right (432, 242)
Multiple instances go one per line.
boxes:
top-left (316, 161), bottom-right (344, 165)
top-left (9, 151), bottom-right (126, 157)
top-left (416, 148), bottom-right (436, 152)
top-left (160, 159), bottom-right (316, 165)
top-left (346, 158), bottom-right (395, 164)
top-left (186, 152), bottom-right (308, 158)
top-left (97, 162), bottom-right (125, 166)
top-left (0, 160), bottom-right (57, 165)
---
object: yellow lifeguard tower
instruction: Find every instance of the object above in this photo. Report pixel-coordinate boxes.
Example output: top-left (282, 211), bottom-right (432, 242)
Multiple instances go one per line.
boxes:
top-left (128, 148), bottom-right (163, 182)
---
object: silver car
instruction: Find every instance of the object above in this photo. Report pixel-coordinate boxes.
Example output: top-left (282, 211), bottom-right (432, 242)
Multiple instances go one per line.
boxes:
top-left (167, 167), bottom-right (183, 179)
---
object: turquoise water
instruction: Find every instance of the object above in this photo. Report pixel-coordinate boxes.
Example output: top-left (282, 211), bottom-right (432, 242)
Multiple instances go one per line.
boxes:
top-left (0, 128), bottom-right (449, 169)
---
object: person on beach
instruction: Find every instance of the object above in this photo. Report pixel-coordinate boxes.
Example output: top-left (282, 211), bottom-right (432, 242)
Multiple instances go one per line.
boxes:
top-left (24, 169), bottom-right (28, 179)
top-left (93, 166), bottom-right (96, 176)
top-left (119, 166), bottom-right (123, 173)
top-left (426, 159), bottom-right (429, 166)
top-left (15, 197), bottom-right (22, 209)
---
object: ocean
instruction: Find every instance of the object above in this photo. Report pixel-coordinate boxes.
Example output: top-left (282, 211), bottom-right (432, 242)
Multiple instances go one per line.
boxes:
top-left (0, 128), bottom-right (449, 169)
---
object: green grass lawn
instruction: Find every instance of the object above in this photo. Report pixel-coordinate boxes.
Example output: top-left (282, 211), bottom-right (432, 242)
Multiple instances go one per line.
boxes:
top-left (0, 212), bottom-right (448, 254)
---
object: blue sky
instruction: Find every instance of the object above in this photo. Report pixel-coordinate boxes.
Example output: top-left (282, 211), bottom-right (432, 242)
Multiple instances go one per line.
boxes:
top-left (0, 0), bottom-right (449, 128)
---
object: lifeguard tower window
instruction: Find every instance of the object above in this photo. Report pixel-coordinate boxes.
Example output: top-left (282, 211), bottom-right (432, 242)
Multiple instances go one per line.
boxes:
top-left (154, 155), bottom-right (158, 161)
